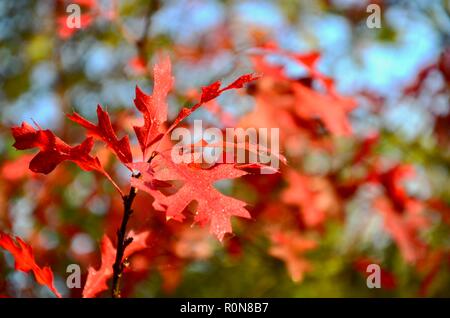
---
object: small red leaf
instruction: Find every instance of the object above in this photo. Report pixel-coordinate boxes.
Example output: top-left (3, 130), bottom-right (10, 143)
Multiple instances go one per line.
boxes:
top-left (0, 232), bottom-right (61, 298)
top-left (82, 231), bottom-right (149, 298)
top-left (11, 122), bottom-right (123, 194)
top-left (68, 105), bottom-right (133, 164)
top-left (269, 230), bottom-right (316, 283)
top-left (133, 56), bottom-right (174, 158)
top-left (200, 81), bottom-right (222, 103)
top-left (166, 73), bottom-right (259, 136)
top-left (11, 122), bottom-right (103, 174)
top-left (374, 198), bottom-right (427, 264)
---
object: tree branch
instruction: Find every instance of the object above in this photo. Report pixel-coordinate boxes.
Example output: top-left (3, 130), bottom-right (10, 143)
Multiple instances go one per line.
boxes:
top-left (111, 152), bottom-right (157, 298)
top-left (111, 179), bottom-right (138, 298)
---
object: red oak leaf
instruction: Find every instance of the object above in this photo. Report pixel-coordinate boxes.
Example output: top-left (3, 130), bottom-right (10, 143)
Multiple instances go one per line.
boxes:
top-left (259, 42), bottom-right (334, 92)
top-left (199, 74), bottom-right (260, 104)
top-left (374, 198), bottom-right (427, 264)
top-left (132, 56), bottom-right (258, 158)
top-left (83, 231), bottom-right (149, 298)
top-left (68, 104), bottom-right (133, 164)
top-left (282, 169), bottom-right (339, 228)
top-left (82, 235), bottom-right (115, 298)
top-left (165, 73), bottom-right (260, 136)
top-left (12, 122), bottom-right (103, 174)
top-left (11, 122), bottom-right (122, 194)
top-left (186, 88), bottom-right (236, 126)
top-left (251, 44), bottom-right (356, 136)
top-left (133, 56), bottom-right (174, 159)
top-left (268, 230), bottom-right (316, 283)
top-left (292, 83), bottom-right (356, 136)
top-left (131, 154), bottom-right (251, 241)
top-left (0, 232), bottom-right (61, 298)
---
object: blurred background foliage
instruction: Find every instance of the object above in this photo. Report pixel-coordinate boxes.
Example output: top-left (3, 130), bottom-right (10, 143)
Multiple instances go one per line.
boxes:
top-left (0, 0), bottom-right (449, 297)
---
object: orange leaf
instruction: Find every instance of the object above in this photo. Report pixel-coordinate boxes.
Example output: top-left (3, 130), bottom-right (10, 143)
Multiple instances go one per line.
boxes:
top-left (0, 232), bottom-right (61, 298)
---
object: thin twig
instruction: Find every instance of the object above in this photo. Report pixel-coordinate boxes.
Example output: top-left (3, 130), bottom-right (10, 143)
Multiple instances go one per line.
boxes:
top-left (111, 177), bottom-right (138, 298)
top-left (111, 153), bottom-right (156, 298)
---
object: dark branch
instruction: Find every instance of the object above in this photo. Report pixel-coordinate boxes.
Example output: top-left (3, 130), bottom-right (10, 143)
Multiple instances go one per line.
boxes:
top-left (111, 152), bottom-right (157, 298)
top-left (111, 180), bottom-right (138, 298)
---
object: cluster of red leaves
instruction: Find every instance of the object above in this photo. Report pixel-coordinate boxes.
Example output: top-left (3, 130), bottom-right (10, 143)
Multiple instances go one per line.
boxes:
top-left (11, 121), bottom-right (122, 194)
top-left (3, 41), bottom-right (448, 297)
top-left (0, 232), bottom-right (61, 297)
top-left (234, 43), bottom-right (447, 287)
top-left (243, 42), bottom-right (357, 139)
top-left (8, 55), bottom-right (259, 297)
top-left (12, 56), bottom-right (257, 239)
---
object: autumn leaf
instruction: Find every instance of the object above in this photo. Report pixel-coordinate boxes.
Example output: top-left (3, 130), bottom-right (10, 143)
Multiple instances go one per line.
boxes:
top-left (0, 232), bottom-right (61, 298)
top-left (68, 104), bottom-right (133, 164)
top-left (82, 235), bottom-right (115, 298)
top-left (133, 56), bottom-right (174, 159)
top-left (166, 73), bottom-right (260, 135)
top-left (11, 122), bottom-right (122, 194)
top-left (292, 83), bottom-right (356, 136)
top-left (282, 169), bottom-right (339, 228)
top-left (131, 153), bottom-right (251, 241)
top-left (132, 56), bottom-right (258, 159)
top-left (374, 198), bottom-right (427, 264)
top-left (258, 42), bottom-right (333, 92)
top-left (12, 122), bottom-right (103, 174)
top-left (251, 44), bottom-right (357, 136)
top-left (83, 231), bottom-right (150, 298)
top-left (268, 230), bottom-right (316, 283)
